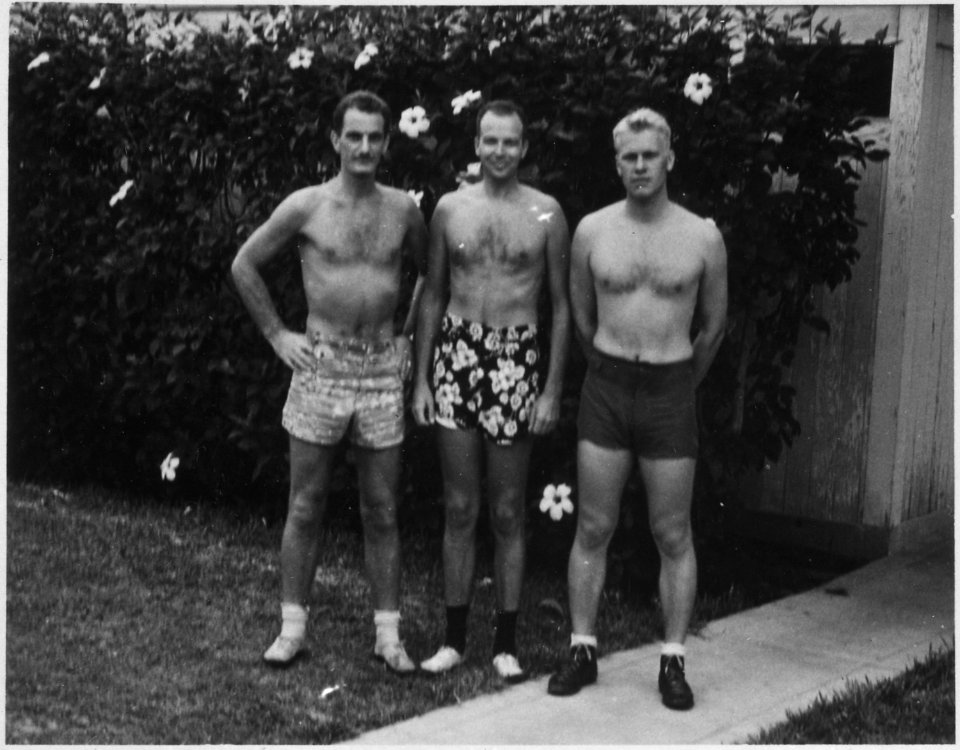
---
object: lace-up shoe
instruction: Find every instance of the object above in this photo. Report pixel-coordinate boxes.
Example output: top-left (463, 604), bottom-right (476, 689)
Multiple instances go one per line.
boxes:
top-left (658, 654), bottom-right (694, 710)
top-left (547, 644), bottom-right (597, 696)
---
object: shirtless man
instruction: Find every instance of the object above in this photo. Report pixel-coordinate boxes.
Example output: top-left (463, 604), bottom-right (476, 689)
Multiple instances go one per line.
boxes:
top-left (231, 91), bottom-right (427, 673)
top-left (548, 108), bottom-right (727, 709)
top-left (412, 100), bottom-right (570, 682)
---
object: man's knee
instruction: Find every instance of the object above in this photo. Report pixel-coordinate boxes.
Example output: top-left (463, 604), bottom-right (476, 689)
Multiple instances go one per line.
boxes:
top-left (651, 516), bottom-right (693, 559)
top-left (489, 491), bottom-right (524, 539)
top-left (287, 487), bottom-right (325, 530)
top-left (444, 491), bottom-right (481, 534)
top-left (576, 509), bottom-right (617, 552)
top-left (360, 496), bottom-right (398, 536)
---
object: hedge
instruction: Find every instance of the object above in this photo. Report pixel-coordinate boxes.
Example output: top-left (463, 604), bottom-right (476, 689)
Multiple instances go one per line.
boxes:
top-left (9, 4), bottom-right (889, 521)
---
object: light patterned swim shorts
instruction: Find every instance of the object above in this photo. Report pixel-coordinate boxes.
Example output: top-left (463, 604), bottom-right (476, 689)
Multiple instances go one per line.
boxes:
top-left (282, 333), bottom-right (404, 450)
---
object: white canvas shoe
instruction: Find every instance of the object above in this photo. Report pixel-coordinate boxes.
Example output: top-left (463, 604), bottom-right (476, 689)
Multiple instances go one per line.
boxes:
top-left (420, 645), bottom-right (463, 674)
top-left (374, 641), bottom-right (416, 674)
top-left (492, 652), bottom-right (528, 684)
top-left (263, 635), bottom-right (304, 667)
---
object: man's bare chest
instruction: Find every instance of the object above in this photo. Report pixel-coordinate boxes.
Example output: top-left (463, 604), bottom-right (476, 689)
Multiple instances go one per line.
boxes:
top-left (447, 210), bottom-right (545, 272)
top-left (300, 207), bottom-right (403, 267)
top-left (592, 238), bottom-right (702, 298)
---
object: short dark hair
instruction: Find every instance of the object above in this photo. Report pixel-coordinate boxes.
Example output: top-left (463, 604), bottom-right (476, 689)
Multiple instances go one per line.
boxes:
top-left (475, 99), bottom-right (527, 139)
top-left (332, 91), bottom-right (391, 136)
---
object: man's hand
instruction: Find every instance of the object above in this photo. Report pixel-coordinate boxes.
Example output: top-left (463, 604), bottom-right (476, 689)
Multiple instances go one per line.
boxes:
top-left (529, 391), bottom-right (560, 435)
top-left (394, 334), bottom-right (413, 382)
top-left (270, 330), bottom-right (314, 371)
top-left (412, 380), bottom-right (436, 427)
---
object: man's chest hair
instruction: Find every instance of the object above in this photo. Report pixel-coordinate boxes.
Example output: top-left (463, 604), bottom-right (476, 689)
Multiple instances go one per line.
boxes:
top-left (301, 205), bottom-right (403, 266)
top-left (447, 208), bottom-right (544, 271)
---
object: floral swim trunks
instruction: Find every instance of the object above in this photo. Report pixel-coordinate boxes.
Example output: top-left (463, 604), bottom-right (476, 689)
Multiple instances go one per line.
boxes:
top-left (432, 312), bottom-right (541, 445)
top-left (282, 332), bottom-right (404, 450)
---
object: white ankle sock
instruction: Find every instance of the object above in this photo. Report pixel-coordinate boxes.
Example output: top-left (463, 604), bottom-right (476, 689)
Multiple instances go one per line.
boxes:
top-left (279, 602), bottom-right (308, 641)
top-left (571, 633), bottom-right (598, 649)
top-left (374, 610), bottom-right (401, 648)
top-left (661, 642), bottom-right (685, 657)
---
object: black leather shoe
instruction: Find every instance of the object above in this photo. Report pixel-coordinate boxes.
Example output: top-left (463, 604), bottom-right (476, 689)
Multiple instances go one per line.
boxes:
top-left (659, 655), bottom-right (694, 710)
top-left (547, 644), bottom-right (598, 696)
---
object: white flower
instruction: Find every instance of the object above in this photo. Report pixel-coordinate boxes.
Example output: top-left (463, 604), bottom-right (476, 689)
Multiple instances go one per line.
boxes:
top-left (238, 86), bottom-right (250, 103)
top-left (287, 47), bottom-right (314, 70)
top-left (488, 40), bottom-right (502, 54)
top-left (539, 483), bottom-right (574, 521)
top-left (451, 89), bottom-right (482, 115)
top-left (109, 179), bottom-right (135, 207)
top-left (683, 72), bottom-right (713, 105)
top-left (354, 42), bottom-right (379, 70)
top-left (398, 106), bottom-right (430, 138)
top-left (88, 67), bottom-right (106, 90)
top-left (407, 189), bottom-right (424, 208)
top-left (27, 52), bottom-right (50, 71)
top-left (88, 34), bottom-right (108, 47)
top-left (466, 162), bottom-right (481, 177)
top-left (729, 36), bottom-right (746, 67)
top-left (95, 105), bottom-right (110, 119)
top-left (160, 452), bottom-right (180, 481)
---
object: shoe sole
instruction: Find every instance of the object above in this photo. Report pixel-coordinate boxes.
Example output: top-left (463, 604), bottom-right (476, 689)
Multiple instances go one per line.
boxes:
top-left (659, 689), bottom-right (694, 710)
top-left (503, 672), bottom-right (529, 685)
top-left (547, 675), bottom-right (596, 696)
top-left (263, 650), bottom-right (306, 669)
top-left (373, 653), bottom-right (417, 676)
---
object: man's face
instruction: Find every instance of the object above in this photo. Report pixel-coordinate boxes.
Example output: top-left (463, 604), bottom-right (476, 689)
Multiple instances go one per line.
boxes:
top-left (614, 128), bottom-right (674, 201)
top-left (474, 111), bottom-right (528, 181)
top-left (331, 108), bottom-right (388, 177)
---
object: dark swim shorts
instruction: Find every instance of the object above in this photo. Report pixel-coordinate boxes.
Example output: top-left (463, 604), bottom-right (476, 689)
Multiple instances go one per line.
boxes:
top-left (577, 350), bottom-right (698, 459)
top-left (432, 312), bottom-right (541, 445)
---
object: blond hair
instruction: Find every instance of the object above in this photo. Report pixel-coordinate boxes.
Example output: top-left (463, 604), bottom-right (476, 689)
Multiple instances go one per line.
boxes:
top-left (612, 108), bottom-right (672, 151)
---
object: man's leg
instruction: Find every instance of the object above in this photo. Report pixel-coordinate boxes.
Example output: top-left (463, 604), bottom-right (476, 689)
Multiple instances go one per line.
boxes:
top-left (264, 436), bottom-right (335, 666)
top-left (421, 426), bottom-right (483, 673)
top-left (548, 440), bottom-right (633, 695)
top-left (486, 439), bottom-right (533, 682)
top-left (639, 456), bottom-right (697, 710)
top-left (356, 445), bottom-right (415, 673)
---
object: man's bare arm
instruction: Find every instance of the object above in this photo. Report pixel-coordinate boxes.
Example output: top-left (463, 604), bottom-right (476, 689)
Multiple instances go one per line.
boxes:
top-left (230, 190), bottom-right (314, 370)
top-left (568, 217), bottom-right (599, 356)
top-left (530, 199), bottom-right (571, 435)
top-left (411, 198), bottom-right (452, 425)
top-left (691, 224), bottom-right (728, 385)
top-left (399, 199), bottom-right (430, 338)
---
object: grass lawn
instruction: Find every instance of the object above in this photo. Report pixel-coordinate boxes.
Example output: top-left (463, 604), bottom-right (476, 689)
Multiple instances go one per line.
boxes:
top-left (748, 645), bottom-right (955, 744)
top-left (8, 481), bottom-right (672, 744)
top-left (7, 480), bottom-right (927, 744)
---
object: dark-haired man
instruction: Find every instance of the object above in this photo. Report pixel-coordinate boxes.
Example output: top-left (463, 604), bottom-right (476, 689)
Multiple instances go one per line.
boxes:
top-left (231, 91), bottom-right (427, 673)
top-left (412, 100), bottom-right (571, 682)
top-left (548, 108), bottom-right (727, 709)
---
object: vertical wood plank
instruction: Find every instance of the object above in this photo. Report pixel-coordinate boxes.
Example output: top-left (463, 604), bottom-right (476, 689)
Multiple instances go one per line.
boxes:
top-left (862, 5), bottom-right (932, 527)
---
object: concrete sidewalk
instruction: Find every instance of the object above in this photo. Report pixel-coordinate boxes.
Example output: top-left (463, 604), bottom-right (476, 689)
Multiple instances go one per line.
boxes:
top-left (344, 543), bottom-right (953, 745)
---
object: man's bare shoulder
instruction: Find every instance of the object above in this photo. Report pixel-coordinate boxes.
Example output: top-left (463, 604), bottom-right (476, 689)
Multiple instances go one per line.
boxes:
top-left (516, 183), bottom-right (561, 210)
top-left (671, 203), bottom-right (724, 243)
top-left (576, 201), bottom-right (624, 237)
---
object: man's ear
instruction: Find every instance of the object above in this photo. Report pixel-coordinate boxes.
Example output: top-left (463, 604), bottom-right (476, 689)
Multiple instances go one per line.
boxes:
top-left (330, 128), bottom-right (340, 151)
top-left (667, 149), bottom-right (676, 172)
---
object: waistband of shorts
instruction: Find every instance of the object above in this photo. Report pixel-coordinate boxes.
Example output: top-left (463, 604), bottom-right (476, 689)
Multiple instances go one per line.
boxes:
top-left (588, 349), bottom-right (693, 383)
top-left (443, 311), bottom-right (537, 336)
top-left (307, 330), bottom-right (396, 355)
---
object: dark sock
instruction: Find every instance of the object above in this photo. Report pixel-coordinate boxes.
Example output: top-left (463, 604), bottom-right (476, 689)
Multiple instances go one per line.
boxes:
top-left (444, 605), bottom-right (469, 654)
top-left (492, 609), bottom-right (518, 656)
